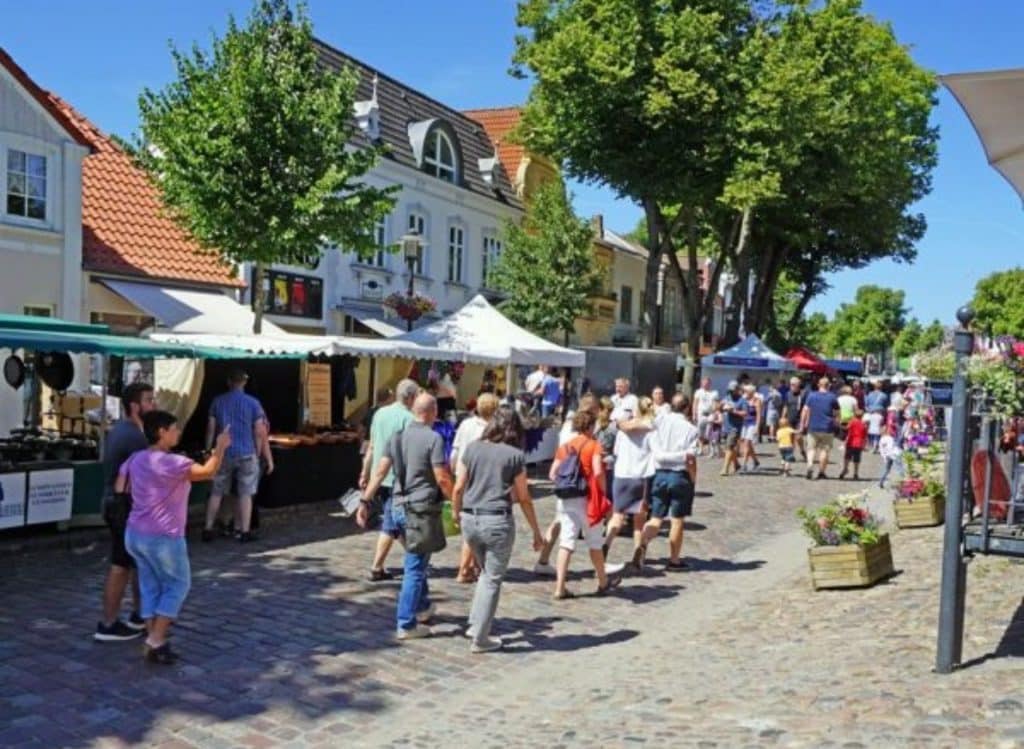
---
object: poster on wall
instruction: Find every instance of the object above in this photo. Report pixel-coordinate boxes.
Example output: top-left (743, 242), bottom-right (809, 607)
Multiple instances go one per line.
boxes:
top-left (305, 363), bottom-right (332, 427)
top-left (26, 468), bottom-right (74, 525)
top-left (0, 472), bottom-right (26, 530)
top-left (255, 268), bottom-right (323, 320)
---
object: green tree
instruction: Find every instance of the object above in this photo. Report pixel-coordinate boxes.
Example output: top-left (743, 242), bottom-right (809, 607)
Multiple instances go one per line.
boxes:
top-left (492, 179), bottom-right (602, 342)
top-left (918, 319), bottom-right (946, 352)
top-left (823, 285), bottom-right (907, 358)
top-left (513, 0), bottom-right (937, 392)
top-left (893, 319), bottom-right (923, 360)
top-left (972, 268), bottom-right (1024, 338)
top-left (137, 0), bottom-right (395, 333)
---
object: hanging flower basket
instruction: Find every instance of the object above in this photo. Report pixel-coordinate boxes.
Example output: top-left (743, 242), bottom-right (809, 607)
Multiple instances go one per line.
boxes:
top-left (383, 292), bottom-right (437, 323)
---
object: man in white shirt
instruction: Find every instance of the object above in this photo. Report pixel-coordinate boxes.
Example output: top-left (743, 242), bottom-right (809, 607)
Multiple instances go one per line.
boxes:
top-left (651, 386), bottom-right (671, 418)
top-left (610, 377), bottom-right (640, 422)
top-left (635, 394), bottom-right (699, 570)
top-left (523, 365), bottom-right (546, 398)
top-left (692, 377), bottom-right (719, 456)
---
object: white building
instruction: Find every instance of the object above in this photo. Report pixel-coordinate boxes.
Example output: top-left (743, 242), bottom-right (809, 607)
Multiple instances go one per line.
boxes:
top-left (249, 41), bottom-right (525, 336)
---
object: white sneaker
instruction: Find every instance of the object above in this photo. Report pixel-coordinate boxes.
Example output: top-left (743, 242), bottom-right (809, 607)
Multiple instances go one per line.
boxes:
top-left (533, 562), bottom-right (556, 577)
top-left (464, 627), bottom-right (475, 639)
top-left (471, 636), bottom-right (503, 654)
top-left (396, 626), bottom-right (431, 641)
top-left (416, 603), bottom-right (436, 624)
top-left (604, 562), bottom-right (626, 575)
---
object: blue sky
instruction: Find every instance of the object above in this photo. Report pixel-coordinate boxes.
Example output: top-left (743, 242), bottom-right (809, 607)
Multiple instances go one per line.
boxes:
top-left (4, 0), bottom-right (1022, 325)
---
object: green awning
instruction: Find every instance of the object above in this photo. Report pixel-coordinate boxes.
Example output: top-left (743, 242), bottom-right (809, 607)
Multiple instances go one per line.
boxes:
top-left (0, 313), bottom-right (112, 336)
top-left (0, 326), bottom-right (202, 358)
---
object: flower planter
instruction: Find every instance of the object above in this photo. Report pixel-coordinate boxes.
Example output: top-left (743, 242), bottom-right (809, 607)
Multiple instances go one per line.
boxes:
top-left (807, 533), bottom-right (894, 590)
top-left (893, 495), bottom-right (945, 528)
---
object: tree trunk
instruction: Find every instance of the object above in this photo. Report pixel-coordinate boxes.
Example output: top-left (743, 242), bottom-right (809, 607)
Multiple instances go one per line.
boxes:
top-left (641, 199), bottom-right (664, 349)
top-left (253, 261), bottom-right (266, 335)
top-left (747, 244), bottom-right (785, 336)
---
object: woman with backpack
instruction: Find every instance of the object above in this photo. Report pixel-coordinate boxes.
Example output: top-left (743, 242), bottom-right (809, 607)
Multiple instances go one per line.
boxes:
top-left (548, 409), bottom-right (625, 600)
top-left (452, 409), bottom-right (545, 653)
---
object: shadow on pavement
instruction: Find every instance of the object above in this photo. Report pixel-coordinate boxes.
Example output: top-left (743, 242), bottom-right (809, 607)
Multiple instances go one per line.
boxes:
top-left (959, 597), bottom-right (1024, 670)
top-left (503, 627), bottom-right (640, 653)
top-left (683, 557), bottom-right (766, 573)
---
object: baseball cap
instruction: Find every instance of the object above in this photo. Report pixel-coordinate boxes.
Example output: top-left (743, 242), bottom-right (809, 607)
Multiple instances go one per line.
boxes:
top-left (728, 380), bottom-right (739, 390)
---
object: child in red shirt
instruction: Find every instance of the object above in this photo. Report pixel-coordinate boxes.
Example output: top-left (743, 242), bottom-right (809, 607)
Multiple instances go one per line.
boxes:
top-left (840, 408), bottom-right (868, 480)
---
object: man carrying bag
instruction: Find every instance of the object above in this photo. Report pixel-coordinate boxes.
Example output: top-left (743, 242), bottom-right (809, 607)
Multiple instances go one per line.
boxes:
top-left (360, 392), bottom-right (454, 640)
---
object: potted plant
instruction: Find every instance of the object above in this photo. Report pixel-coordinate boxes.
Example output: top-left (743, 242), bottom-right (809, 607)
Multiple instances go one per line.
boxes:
top-left (798, 493), bottom-right (894, 590)
top-left (893, 444), bottom-right (946, 528)
top-left (383, 292), bottom-right (437, 326)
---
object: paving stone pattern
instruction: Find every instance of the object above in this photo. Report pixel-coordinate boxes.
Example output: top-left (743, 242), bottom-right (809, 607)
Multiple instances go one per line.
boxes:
top-left (2, 450), bottom-right (1024, 747)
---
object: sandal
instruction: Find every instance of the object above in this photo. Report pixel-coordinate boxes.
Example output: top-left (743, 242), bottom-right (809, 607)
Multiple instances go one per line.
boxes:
top-left (369, 568), bottom-right (395, 582)
top-left (666, 560), bottom-right (691, 571)
top-left (596, 571), bottom-right (623, 595)
top-left (552, 589), bottom-right (576, 601)
top-left (455, 573), bottom-right (478, 584)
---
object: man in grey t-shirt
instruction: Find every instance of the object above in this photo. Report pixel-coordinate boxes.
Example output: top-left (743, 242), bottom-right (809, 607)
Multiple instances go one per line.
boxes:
top-left (360, 393), bottom-right (453, 640)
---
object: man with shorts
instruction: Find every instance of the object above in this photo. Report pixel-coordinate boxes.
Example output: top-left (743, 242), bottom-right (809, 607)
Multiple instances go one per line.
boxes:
top-left (203, 369), bottom-right (273, 543)
top-left (359, 378), bottom-right (418, 581)
top-left (639, 393), bottom-right (699, 570)
top-left (94, 382), bottom-right (155, 641)
top-left (692, 377), bottom-right (719, 457)
top-left (719, 381), bottom-right (747, 476)
top-left (801, 376), bottom-right (840, 480)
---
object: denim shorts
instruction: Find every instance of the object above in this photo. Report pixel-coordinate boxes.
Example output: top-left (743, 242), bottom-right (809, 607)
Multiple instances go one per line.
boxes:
top-left (124, 528), bottom-right (191, 619)
top-left (378, 487), bottom-right (401, 538)
top-left (649, 470), bottom-right (694, 519)
top-left (780, 447), bottom-right (796, 463)
top-left (212, 454), bottom-right (260, 497)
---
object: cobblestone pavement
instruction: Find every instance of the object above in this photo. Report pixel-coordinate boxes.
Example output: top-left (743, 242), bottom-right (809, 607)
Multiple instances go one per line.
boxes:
top-left (3, 449), bottom-right (1024, 747)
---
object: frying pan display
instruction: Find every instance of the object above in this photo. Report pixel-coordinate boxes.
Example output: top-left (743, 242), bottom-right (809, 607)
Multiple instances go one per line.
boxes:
top-left (3, 355), bottom-right (25, 390)
top-left (36, 352), bottom-right (74, 392)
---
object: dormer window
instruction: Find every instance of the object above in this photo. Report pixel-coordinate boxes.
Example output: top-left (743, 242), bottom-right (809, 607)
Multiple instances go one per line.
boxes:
top-left (353, 74), bottom-right (381, 141)
top-left (423, 129), bottom-right (456, 183)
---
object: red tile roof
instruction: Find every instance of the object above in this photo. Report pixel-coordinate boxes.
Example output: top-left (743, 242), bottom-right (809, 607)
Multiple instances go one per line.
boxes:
top-left (1, 48), bottom-right (242, 288)
top-left (463, 107), bottom-right (526, 183)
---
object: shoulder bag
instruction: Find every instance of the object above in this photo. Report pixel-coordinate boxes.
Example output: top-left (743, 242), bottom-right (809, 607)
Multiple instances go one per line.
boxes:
top-left (393, 430), bottom-right (447, 555)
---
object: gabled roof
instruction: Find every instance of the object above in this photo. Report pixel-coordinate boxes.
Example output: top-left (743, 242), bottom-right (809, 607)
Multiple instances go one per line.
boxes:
top-left (0, 47), bottom-right (92, 148)
top-left (462, 107), bottom-right (526, 182)
top-left (314, 40), bottom-right (521, 210)
top-left (47, 96), bottom-right (243, 288)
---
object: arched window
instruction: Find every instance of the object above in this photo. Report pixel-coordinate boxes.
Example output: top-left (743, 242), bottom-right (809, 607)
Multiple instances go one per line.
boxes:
top-left (423, 129), bottom-right (457, 183)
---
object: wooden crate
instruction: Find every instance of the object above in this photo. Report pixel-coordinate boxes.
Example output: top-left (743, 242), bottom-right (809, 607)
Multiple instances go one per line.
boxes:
top-left (808, 534), bottom-right (894, 590)
top-left (893, 495), bottom-right (945, 528)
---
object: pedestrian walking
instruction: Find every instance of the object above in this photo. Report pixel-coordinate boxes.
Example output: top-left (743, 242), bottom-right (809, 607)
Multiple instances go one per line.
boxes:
top-left (449, 393), bottom-right (501, 584)
top-left (547, 409), bottom-right (624, 599)
top-left (867, 408), bottom-right (884, 453)
top-left (776, 416), bottom-right (797, 477)
top-left (720, 381), bottom-right (747, 476)
top-left (202, 369), bottom-right (273, 543)
top-left (879, 426), bottom-right (905, 488)
top-left (604, 397), bottom-right (655, 569)
top-left (865, 381), bottom-right (889, 416)
top-left (94, 382), bottom-right (156, 642)
top-left (692, 377), bottom-right (719, 457)
top-left (610, 377), bottom-right (640, 422)
top-left (358, 393), bottom-right (454, 640)
top-left (636, 393), bottom-right (699, 570)
top-left (740, 384), bottom-right (762, 472)
top-left (116, 411), bottom-right (231, 664)
top-left (763, 380), bottom-right (782, 442)
top-left (452, 409), bottom-right (545, 653)
top-left (837, 385), bottom-right (858, 434)
top-left (801, 377), bottom-right (840, 480)
top-left (839, 409), bottom-right (868, 480)
top-left (782, 377), bottom-right (808, 461)
top-left (707, 407), bottom-right (723, 458)
top-left (359, 378), bottom-right (418, 582)
top-left (595, 397), bottom-right (617, 507)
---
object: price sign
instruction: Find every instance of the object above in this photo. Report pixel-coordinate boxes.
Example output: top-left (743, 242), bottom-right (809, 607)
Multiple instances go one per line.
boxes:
top-left (306, 363), bottom-right (332, 427)
top-left (26, 468), bottom-right (74, 525)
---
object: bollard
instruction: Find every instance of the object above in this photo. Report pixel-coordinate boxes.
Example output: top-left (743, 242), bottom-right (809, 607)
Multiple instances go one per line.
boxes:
top-left (935, 305), bottom-right (974, 673)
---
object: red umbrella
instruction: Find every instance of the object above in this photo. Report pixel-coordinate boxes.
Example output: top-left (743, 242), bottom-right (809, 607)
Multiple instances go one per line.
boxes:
top-left (786, 346), bottom-right (830, 375)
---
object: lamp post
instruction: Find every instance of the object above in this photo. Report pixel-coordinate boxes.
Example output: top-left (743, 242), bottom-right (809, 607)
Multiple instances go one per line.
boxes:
top-left (400, 231), bottom-right (423, 331)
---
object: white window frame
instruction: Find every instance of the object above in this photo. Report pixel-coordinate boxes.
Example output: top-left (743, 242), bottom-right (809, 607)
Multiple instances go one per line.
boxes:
top-left (447, 224), bottom-right (465, 283)
top-left (371, 216), bottom-right (388, 268)
top-left (407, 211), bottom-right (427, 275)
top-left (0, 135), bottom-right (57, 229)
top-left (423, 129), bottom-right (457, 184)
top-left (482, 232), bottom-right (502, 288)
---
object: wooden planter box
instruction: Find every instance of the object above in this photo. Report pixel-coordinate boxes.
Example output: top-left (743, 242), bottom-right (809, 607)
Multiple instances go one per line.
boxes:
top-left (894, 495), bottom-right (945, 528)
top-left (808, 533), bottom-right (894, 590)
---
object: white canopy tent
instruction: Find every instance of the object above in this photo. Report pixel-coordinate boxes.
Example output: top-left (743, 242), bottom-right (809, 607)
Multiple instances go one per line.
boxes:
top-left (148, 331), bottom-right (437, 359)
top-left (944, 69), bottom-right (1024, 202)
top-left (394, 295), bottom-right (586, 369)
top-left (700, 334), bottom-right (795, 394)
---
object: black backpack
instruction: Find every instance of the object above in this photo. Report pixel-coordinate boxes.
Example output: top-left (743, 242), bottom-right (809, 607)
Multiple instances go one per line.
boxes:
top-left (553, 440), bottom-right (589, 498)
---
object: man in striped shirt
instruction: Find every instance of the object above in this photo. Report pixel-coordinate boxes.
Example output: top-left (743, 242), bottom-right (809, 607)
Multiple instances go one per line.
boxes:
top-left (203, 369), bottom-right (272, 543)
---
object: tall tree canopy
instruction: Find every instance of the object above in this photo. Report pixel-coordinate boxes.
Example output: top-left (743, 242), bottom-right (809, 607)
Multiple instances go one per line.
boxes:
top-left (138, 0), bottom-right (395, 332)
top-left (492, 179), bottom-right (602, 341)
top-left (822, 285), bottom-right (907, 357)
top-left (893, 319), bottom-right (923, 360)
top-left (972, 268), bottom-right (1024, 338)
top-left (513, 0), bottom-right (937, 391)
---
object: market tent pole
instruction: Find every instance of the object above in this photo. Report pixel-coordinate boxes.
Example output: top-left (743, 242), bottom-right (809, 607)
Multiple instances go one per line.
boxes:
top-left (368, 357), bottom-right (377, 414)
top-left (97, 355), bottom-right (108, 460)
top-left (505, 360), bottom-right (514, 397)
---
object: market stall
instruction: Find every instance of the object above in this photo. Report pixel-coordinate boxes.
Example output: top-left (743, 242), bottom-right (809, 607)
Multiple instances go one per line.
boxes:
top-left (700, 334), bottom-right (796, 394)
top-left (786, 346), bottom-right (832, 377)
top-left (394, 295), bottom-right (586, 463)
top-left (0, 314), bottom-right (203, 530)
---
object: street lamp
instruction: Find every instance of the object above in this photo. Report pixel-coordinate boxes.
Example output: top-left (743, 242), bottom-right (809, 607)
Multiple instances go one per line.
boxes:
top-left (400, 231), bottom-right (424, 331)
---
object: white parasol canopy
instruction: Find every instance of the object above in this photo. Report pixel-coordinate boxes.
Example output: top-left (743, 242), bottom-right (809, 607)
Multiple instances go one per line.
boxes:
top-left (944, 69), bottom-right (1024, 202)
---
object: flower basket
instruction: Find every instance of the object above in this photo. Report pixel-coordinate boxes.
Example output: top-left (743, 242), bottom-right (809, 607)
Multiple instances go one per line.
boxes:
top-left (894, 450), bottom-right (946, 528)
top-left (383, 292), bottom-right (437, 323)
top-left (798, 493), bottom-right (894, 590)
top-left (893, 495), bottom-right (945, 528)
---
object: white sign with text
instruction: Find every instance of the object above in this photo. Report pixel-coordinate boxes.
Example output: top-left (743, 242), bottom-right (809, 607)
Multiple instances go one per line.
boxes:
top-left (0, 472), bottom-right (27, 529)
top-left (26, 468), bottom-right (74, 525)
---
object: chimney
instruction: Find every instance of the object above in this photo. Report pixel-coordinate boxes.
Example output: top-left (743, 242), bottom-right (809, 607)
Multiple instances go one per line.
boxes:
top-left (590, 214), bottom-right (604, 238)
